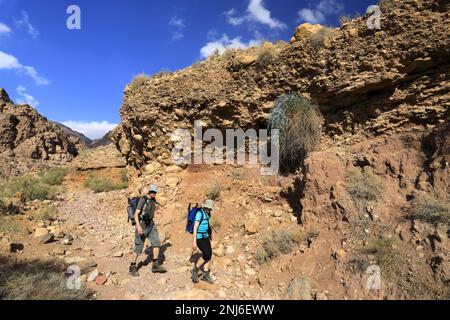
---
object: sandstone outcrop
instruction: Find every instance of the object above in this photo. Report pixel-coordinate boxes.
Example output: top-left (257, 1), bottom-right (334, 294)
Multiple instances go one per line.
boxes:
top-left (114, 0), bottom-right (449, 173)
top-left (0, 88), bottom-right (85, 179)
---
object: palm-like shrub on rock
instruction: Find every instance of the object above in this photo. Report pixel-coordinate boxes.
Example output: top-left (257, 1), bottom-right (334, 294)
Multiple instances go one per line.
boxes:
top-left (269, 94), bottom-right (322, 174)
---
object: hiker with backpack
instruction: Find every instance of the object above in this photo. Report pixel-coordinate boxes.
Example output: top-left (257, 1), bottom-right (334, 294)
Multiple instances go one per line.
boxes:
top-left (187, 199), bottom-right (215, 284)
top-left (128, 185), bottom-right (167, 277)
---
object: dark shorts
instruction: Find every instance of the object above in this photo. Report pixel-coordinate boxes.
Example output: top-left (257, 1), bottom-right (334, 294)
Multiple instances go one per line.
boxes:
top-left (134, 223), bottom-right (161, 254)
top-left (197, 237), bottom-right (212, 262)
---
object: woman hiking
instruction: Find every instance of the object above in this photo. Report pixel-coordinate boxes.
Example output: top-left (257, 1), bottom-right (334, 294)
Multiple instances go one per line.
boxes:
top-left (191, 199), bottom-right (215, 284)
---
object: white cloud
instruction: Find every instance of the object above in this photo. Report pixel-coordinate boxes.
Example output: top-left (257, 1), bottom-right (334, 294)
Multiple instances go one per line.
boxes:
top-left (0, 22), bottom-right (11, 35)
top-left (14, 11), bottom-right (39, 39)
top-left (0, 51), bottom-right (21, 69)
top-left (225, 0), bottom-right (287, 30)
top-left (297, 0), bottom-right (344, 24)
top-left (16, 85), bottom-right (39, 107)
top-left (23, 66), bottom-right (50, 85)
top-left (62, 121), bottom-right (118, 140)
top-left (169, 16), bottom-right (186, 41)
top-left (0, 51), bottom-right (50, 85)
top-left (200, 34), bottom-right (262, 58)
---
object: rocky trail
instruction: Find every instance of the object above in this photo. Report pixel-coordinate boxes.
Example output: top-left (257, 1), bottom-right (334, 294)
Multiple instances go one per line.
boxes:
top-left (56, 190), bottom-right (269, 300)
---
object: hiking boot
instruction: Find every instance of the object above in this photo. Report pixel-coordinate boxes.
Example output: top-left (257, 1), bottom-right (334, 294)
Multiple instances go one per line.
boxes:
top-left (152, 260), bottom-right (167, 274)
top-left (201, 271), bottom-right (214, 284)
top-left (191, 267), bottom-right (200, 284)
top-left (129, 264), bottom-right (140, 277)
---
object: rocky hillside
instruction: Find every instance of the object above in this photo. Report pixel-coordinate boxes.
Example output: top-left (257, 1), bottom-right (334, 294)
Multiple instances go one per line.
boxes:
top-left (0, 88), bottom-right (86, 179)
top-left (114, 0), bottom-right (449, 170)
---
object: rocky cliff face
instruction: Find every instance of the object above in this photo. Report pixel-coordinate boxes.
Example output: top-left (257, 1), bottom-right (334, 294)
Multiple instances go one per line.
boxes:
top-left (114, 0), bottom-right (449, 172)
top-left (0, 88), bottom-right (85, 179)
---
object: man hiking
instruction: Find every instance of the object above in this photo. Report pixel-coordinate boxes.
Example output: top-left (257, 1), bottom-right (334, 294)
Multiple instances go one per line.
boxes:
top-left (129, 185), bottom-right (167, 277)
top-left (191, 199), bottom-right (215, 284)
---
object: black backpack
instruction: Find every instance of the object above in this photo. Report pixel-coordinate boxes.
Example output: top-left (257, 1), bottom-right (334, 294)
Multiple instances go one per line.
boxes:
top-left (127, 197), bottom-right (140, 226)
top-left (127, 197), bottom-right (158, 225)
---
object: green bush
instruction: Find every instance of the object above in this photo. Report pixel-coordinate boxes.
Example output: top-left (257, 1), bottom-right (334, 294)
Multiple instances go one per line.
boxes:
top-left (346, 170), bottom-right (384, 203)
top-left (39, 167), bottom-right (69, 186)
top-left (408, 195), bottom-right (450, 227)
top-left (269, 94), bottom-right (322, 174)
top-left (2, 176), bottom-right (56, 201)
top-left (84, 175), bottom-right (127, 193)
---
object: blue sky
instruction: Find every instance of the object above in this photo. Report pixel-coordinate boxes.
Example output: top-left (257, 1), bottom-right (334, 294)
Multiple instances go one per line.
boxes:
top-left (0, 0), bottom-right (375, 139)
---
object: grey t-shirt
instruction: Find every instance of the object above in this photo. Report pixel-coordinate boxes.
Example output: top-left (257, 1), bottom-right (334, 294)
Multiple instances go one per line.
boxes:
top-left (137, 196), bottom-right (156, 226)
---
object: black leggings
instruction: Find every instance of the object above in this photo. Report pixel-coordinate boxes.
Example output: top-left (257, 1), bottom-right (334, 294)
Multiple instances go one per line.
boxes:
top-left (197, 237), bottom-right (212, 262)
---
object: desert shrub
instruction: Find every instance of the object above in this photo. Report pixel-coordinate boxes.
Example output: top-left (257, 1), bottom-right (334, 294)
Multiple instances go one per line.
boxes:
top-left (269, 94), bottom-right (322, 174)
top-left (2, 176), bottom-right (56, 201)
top-left (36, 205), bottom-right (57, 221)
top-left (205, 182), bottom-right (223, 201)
top-left (349, 257), bottom-right (370, 273)
top-left (310, 27), bottom-right (334, 50)
top-left (130, 73), bottom-right (149, 90)
top-left (255, 48), bottom-right (274, 70)
top-left (120, 168), bottom-right (128, 184)
top-left (364, 237), bottom-right (403, 280)
top-left (256, 229), bottom-right (308, 264)
top-left (346, 170), bottom-right (384, 203)
top-left (84, 175), bottom-right (127, 193)
top-left (0, 199), bottom-right (6, 213)
top-left (230, 169), bottom-right (246, 181)
top-left (0, 260), bottom-right (91, 300)
top-left (408, 195), bottom-right (450, 227)
top-left (0, 216), bottom-right (23, 234)
top-left (0, 198), bottom-right (19, 216)
top-left (39, 167), bottom-right (69, 186)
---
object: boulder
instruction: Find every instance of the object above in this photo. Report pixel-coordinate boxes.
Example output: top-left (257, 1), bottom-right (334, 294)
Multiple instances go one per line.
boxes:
top-left (165, 177), bottom-right (180, 188)
top-left (291, 23), bottom-right (323, 43)
top-left (34, 227), bottom-right (49, 238)
top-left (39, 233), bottom-right (55, 244)
top-left (87, 269), bottom-right (100, 282)
top-left (244, 220), bottom-right (258, 235)
top-left (285, 276), bottom-right (312, 300)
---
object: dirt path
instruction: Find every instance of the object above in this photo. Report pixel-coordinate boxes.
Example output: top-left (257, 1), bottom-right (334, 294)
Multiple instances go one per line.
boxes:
top-left (56, 190), bottom-right (268, 300)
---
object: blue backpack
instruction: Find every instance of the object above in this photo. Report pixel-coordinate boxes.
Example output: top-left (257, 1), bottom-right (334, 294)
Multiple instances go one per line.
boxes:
top-left (186, 203), bottom-right (203, 234)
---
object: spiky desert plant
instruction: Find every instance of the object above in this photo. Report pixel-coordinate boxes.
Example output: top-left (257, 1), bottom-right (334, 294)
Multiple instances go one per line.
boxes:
top-left (269, 94), bottom-right (322, 174)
